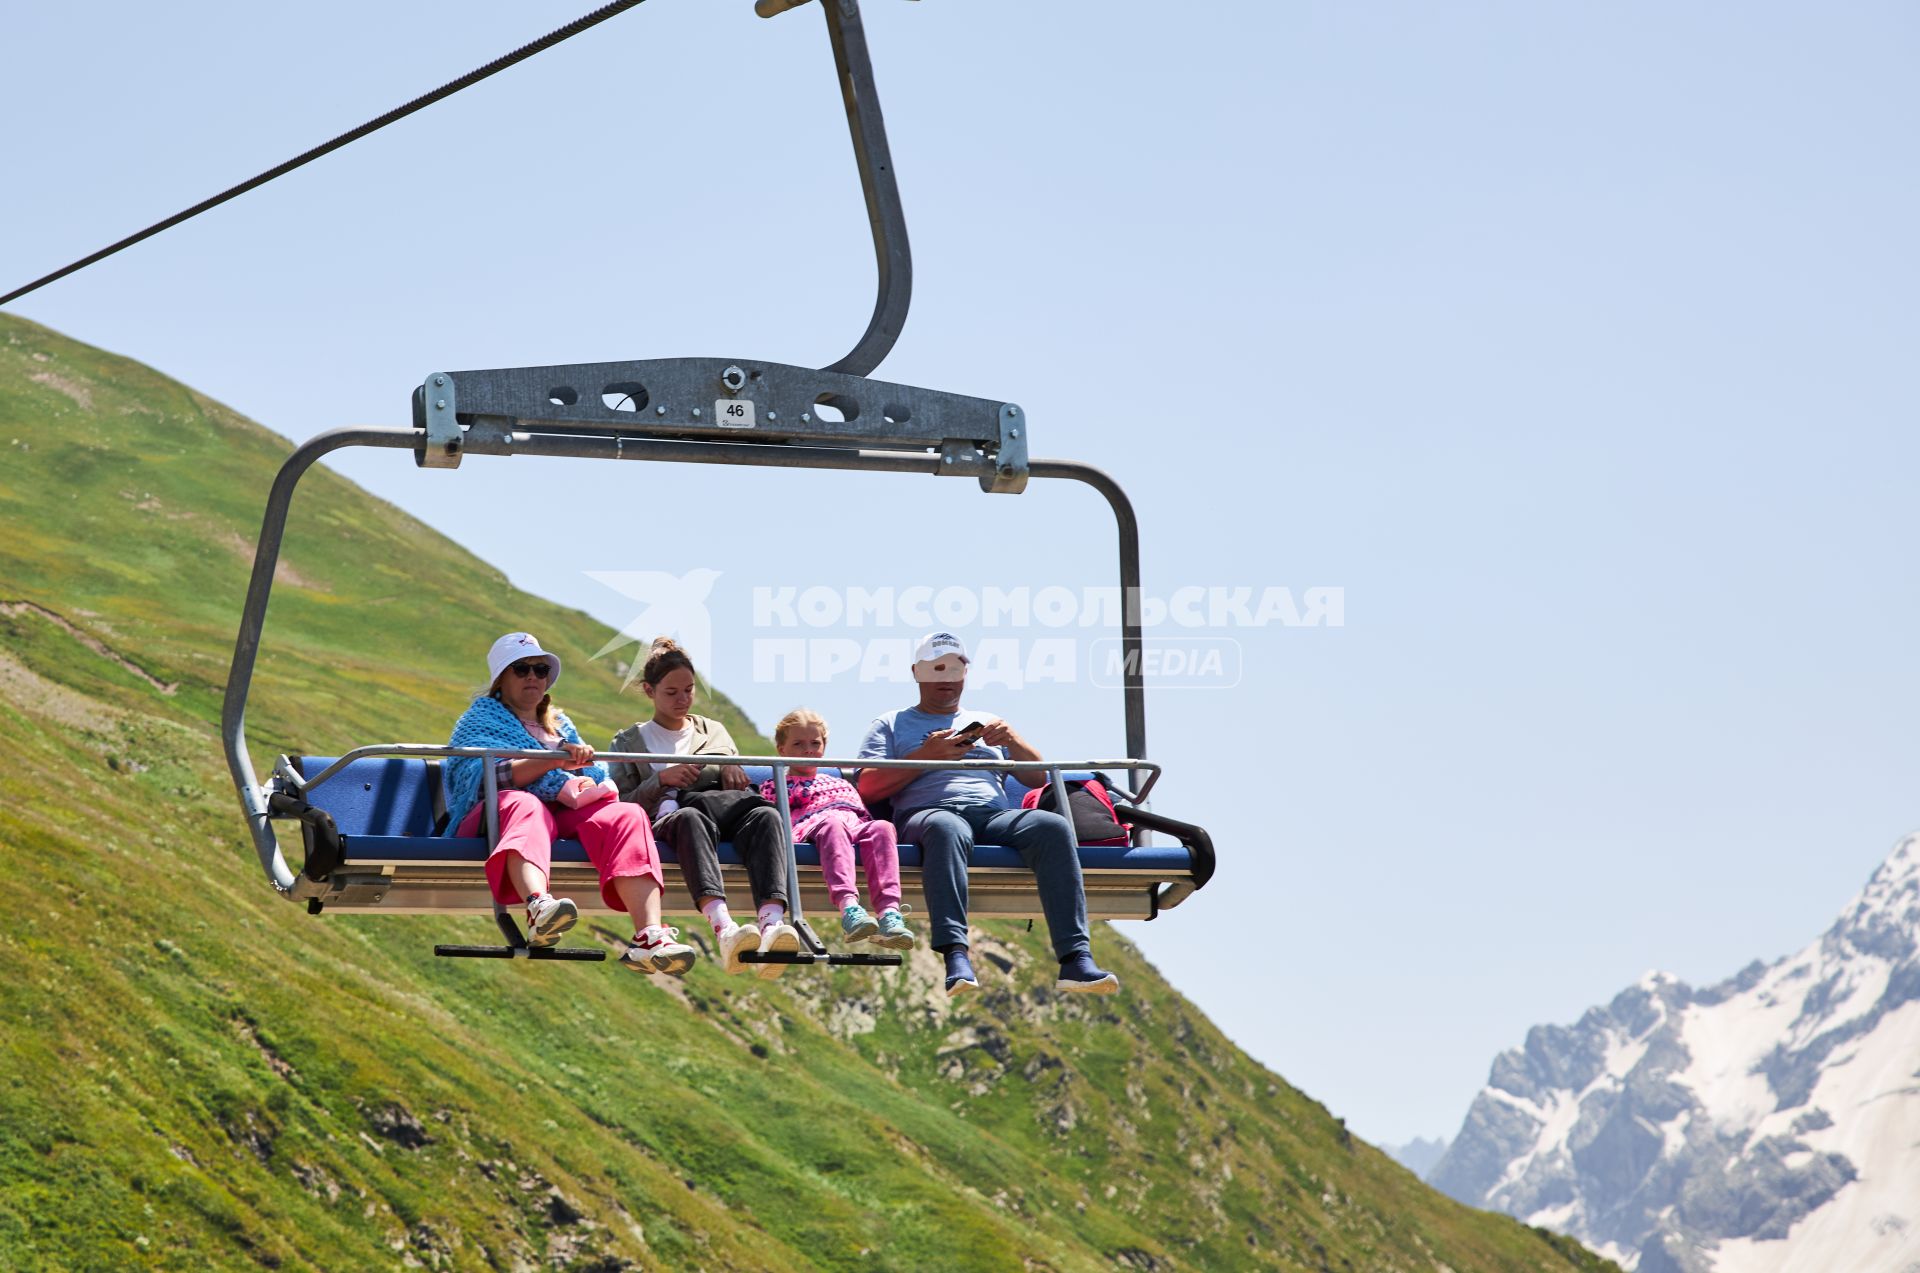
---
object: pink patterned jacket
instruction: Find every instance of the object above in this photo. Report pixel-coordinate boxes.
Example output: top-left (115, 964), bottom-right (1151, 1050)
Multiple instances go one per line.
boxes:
top-left (757, 772), bottom-right (874, 842)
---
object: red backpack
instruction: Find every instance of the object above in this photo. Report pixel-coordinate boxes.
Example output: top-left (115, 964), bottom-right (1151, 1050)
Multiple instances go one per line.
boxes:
top-left (1020, 778), bottom-right (1131, 846)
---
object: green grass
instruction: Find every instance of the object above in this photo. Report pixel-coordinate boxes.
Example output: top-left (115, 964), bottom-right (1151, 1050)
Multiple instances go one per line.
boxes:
top-left (0, 313), bottom-right (1619, 1271)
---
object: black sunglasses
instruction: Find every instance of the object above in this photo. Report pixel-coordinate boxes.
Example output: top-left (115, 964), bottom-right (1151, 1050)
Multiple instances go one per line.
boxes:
top-left (508, 661), bottom-right (552, 680)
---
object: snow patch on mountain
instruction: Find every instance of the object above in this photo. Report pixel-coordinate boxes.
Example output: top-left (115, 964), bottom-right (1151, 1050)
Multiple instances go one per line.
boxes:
top-left (1713, 999), bottom-right (1920, 1272)
top-left (1429, 834), bottom-right (1920, 1272)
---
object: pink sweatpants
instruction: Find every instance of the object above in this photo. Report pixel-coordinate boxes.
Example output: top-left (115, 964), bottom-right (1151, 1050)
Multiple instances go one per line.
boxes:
top-left (457, 789), bottom-right (663, 912)
top-left (806, 812), bottom-right (902, 911)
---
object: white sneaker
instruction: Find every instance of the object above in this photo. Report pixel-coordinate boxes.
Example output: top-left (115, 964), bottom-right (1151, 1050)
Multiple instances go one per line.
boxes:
top-left (755, 920), bottom-right (801, 980)
top-left (717, 922), bottom-right (761, 976)
top-left (627, 927), bottom-right (697, 977)
top-left (525, 894), bottom-right (578, 948)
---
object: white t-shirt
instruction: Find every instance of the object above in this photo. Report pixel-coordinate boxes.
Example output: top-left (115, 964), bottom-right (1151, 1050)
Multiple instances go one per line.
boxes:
top-left (636, 719), bottom-right (695, 775)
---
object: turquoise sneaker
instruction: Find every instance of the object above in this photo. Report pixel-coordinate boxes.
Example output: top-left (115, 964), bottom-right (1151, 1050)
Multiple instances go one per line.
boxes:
top-left (872, 906), bottom-right (916, 950)
top-left (839, 903), bottom-right (879, 944)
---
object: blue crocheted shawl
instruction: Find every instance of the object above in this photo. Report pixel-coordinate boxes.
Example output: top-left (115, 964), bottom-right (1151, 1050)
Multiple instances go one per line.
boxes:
top-left (441, 694), bottom-right (608, 836)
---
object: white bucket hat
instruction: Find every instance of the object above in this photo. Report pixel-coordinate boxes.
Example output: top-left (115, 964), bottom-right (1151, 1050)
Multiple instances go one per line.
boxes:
top-left (911, 631), bottom-right (969, 682)
top-left (487, 631), bottom-right (563, 690)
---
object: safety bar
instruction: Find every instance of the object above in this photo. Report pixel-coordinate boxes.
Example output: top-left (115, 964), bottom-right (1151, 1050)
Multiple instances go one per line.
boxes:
top-left (1112, 803), bottom-right (1214, 914)
top-left (295, 744), bottom-right (1161, 803)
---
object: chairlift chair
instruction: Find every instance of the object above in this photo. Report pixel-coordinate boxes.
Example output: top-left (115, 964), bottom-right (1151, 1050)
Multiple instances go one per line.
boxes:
top-left (221, 0), bottom-right (1215, 964)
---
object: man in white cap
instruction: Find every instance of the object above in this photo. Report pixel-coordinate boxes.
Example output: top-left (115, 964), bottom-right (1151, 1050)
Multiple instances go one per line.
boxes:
top-left (856, 632), bottom-right (1119, 997)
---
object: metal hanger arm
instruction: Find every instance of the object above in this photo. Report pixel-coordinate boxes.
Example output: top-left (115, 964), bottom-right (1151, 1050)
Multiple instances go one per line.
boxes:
top-left (816, 0), bottom-right (913, 376)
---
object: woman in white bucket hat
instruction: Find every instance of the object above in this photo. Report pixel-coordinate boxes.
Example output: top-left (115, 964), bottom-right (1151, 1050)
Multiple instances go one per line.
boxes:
top-left (442, 631), bottom-right (696, 975)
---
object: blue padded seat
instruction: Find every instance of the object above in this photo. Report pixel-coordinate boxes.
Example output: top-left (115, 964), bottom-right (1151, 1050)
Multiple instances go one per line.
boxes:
top-left (286, 755), bottom-right (1202, 918)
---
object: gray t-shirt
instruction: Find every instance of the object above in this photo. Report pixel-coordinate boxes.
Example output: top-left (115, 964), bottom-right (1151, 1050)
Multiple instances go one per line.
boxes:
top-left (857, 707), bottom-right (1007, 817)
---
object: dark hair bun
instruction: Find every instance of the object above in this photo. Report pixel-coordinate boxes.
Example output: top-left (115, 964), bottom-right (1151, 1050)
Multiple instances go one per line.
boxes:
top-left (640, 636), bottom-right (697, 688)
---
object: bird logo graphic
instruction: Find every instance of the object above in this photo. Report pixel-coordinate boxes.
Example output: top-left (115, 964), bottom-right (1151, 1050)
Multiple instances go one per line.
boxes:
top-left (586, 569), bottom-right (722, 688)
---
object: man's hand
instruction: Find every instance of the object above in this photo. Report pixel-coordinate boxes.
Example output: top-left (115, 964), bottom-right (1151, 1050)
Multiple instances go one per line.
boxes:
top-left (864, 727), bottom-right (971, 802)
top-left (658, 762), bottom-right (702, 788)
top-left (720, 764), bottom-right (750, 790)
top-left (910, 729), bottom-right (978, 761)
top-left (979, 719), bottom-right (1024, 751)
top-left (982, 720), bottom-right (1047, 786)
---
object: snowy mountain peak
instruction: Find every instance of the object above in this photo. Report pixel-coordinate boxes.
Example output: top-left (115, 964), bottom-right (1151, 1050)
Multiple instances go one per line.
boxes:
top-left (1431, 835), bottom-right (1920, 1272)
top-left (1833, 833), bottom-right (1920, 957)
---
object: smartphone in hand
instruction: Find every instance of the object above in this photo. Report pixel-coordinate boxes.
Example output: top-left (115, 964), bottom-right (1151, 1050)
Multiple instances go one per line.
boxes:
top-left (947, 721), bottom-right (986, 749)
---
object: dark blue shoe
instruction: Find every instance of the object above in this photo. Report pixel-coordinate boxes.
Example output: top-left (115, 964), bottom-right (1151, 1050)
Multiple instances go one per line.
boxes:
top-left (1056, 951), bottom-right (1120, 995)
top-left (944, 948), bottom-right (979, 998)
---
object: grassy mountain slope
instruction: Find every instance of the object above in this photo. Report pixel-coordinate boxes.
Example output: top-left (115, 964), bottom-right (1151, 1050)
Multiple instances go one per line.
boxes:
top-left (0, 313), bottom-right (1616, 1271)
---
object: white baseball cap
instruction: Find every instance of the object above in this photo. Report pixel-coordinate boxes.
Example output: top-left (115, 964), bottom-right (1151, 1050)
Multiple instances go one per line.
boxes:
top-left (911, 631), bottom-right (969, 682)
top-left (487, 631), bottom-right (563, 689)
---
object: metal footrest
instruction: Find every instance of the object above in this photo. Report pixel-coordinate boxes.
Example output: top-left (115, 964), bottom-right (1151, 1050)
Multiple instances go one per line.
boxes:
top-left (738, 951), bottom-right (903, 968)
top-left (433, 910), bottom-right (605, 960)
top-left (433, 944), bottom-right (607, 961)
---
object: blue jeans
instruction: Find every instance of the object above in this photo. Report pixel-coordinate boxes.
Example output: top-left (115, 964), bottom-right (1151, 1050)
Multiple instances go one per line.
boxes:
top-left (901, 803), bottom-right (1090, 961)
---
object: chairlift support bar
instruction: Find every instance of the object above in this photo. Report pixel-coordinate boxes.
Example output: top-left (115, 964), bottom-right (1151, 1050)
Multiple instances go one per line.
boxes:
top-left (413, 359), bottom-right (1029, 494)
top-left (814, 0), bottom-right (913, 376)
top-left (223, 426), bottom-right (1149, 896)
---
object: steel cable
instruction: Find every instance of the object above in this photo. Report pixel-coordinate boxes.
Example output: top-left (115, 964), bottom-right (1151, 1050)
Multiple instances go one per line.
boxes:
top-left (1, 0), bottom-right (649, 308)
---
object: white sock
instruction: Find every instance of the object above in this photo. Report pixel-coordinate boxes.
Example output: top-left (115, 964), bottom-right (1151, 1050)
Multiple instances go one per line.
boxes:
top-left (833, 894), bottom-right (858, 913)
top-left (757, 901), bottom-right (786, 930)
top-left (701, 898), bottom-right (733, 935)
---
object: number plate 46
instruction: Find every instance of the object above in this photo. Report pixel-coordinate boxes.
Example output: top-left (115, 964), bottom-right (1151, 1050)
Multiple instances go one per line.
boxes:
top-left (715, 399), bottom-right (756, 429)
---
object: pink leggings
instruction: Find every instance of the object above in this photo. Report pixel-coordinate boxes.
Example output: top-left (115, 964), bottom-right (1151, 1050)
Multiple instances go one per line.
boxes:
top-left (808, 813), bottom-right (902, 911)
top-left (457, 789), bottom-right (663, 912)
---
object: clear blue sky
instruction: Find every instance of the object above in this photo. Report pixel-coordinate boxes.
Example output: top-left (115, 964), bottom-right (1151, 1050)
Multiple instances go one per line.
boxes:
top-left (6, 1), bottom-right (1917, 1148)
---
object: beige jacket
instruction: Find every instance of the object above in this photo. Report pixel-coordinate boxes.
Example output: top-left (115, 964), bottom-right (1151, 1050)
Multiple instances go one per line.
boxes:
top-left (608, 714), bottom-right (740, 819)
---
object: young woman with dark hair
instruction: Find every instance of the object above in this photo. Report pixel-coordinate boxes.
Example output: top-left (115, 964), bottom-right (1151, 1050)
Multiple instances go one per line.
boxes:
top-left (608, 638), bottom-right (799, 978)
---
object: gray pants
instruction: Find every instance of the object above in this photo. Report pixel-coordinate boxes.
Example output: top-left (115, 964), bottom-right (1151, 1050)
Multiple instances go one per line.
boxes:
top-left (901, 803), bottom-right (1090, 961)
top-left (654, 804), bottom-right (789, 909)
